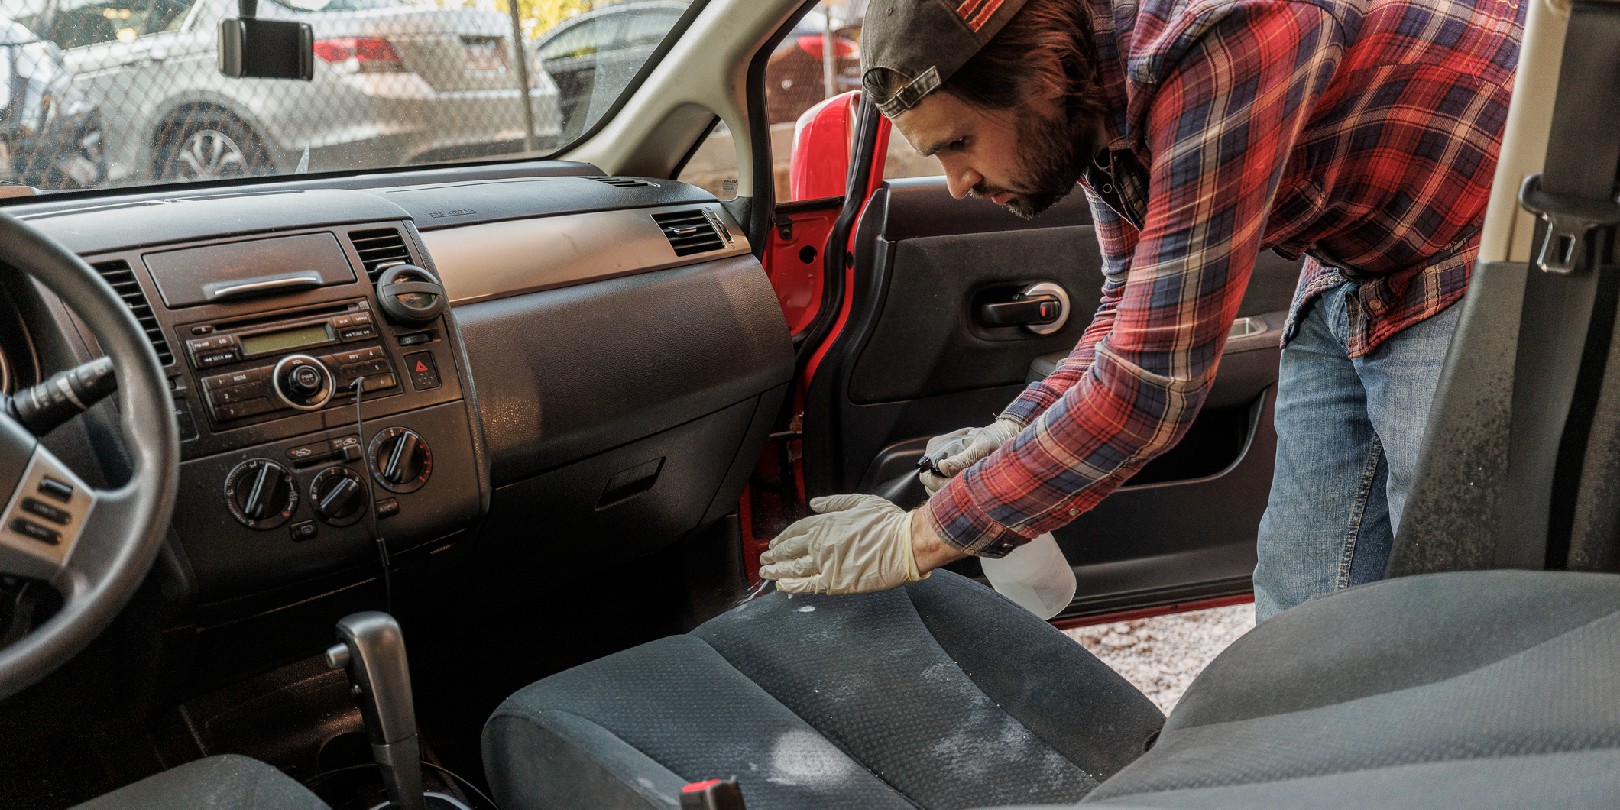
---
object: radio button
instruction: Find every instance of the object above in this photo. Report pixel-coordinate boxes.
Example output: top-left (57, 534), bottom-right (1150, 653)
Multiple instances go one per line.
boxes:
top-left (208, 381), bottom-right (267, 405)
top-left (214, 398), bottom-right (276, 421)
top-left (196, 348), bottom-right (241, 368)
top-left (361, 374), bottom-right (396, 393)
top-left (205, 367), bottom-right (271, 390)
top-left (339, 325), bottom-right (377, 342)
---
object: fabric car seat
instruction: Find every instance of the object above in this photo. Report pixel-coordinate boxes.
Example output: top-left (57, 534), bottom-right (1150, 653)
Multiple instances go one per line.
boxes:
top-left (68, 754), bottom-right (329, 810)
top-left (483, 567), bottom-right (1620, 809)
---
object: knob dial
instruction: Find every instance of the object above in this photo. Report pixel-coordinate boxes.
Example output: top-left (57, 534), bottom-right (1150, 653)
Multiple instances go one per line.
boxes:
top-left (368, 427), bottom-right (432, 493)
top-left (224, 458), bottom-right (298, 529)
top-left (272, 354), bottom-right (334, 411)
top-left (310, 467), bottom-right (368, 526)
top-left (376, 265), bottom-right (447, 326)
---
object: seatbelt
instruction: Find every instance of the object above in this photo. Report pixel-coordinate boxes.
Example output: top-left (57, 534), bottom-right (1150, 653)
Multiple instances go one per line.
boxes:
top-left (1497, 0), bottom-right (1620, 568)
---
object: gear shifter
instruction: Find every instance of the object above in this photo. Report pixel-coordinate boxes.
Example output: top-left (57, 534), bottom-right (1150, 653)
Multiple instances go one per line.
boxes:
top-left (327, 612), bottom-right (426, 810)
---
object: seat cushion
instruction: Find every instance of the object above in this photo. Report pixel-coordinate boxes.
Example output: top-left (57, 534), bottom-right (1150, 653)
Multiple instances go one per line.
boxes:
top-left (1081, 570), bottom-right (1620, 807)
top-left (483, 570), bottom-right (1164, 809)
top-left (70, 755), bottom-right (328, 810)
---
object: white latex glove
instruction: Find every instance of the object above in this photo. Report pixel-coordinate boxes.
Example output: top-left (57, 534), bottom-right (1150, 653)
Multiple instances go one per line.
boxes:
top-left (758, 494), bottom-right (923, 595)
top-left (919, 417), bottom-right (1022, 494)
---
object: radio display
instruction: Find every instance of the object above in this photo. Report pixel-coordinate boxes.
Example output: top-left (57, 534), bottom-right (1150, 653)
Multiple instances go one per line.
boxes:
top-left (240, 323), bottom-right (333, 356)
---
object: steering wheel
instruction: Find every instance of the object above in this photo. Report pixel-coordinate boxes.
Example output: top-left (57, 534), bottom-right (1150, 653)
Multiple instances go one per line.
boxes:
top-left (0, 210), bottom-right (178, 701)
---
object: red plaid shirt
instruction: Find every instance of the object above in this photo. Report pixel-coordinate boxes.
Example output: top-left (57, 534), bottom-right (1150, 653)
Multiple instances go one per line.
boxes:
top-left (929, 0), bottom-right (1524, 555)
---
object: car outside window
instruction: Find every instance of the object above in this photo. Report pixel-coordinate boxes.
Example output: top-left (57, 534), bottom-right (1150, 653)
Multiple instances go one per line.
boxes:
top-left (680, 2), bottom-right (943, 204)
top-left (0, 0), bottom-right (696, 192)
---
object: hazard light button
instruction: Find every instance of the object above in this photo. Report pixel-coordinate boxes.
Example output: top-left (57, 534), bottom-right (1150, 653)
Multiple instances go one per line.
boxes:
top-left (404, 351), bottom-right (441, 391)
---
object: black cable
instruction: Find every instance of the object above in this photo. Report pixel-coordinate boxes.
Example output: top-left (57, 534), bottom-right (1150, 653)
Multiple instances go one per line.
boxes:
top-left (352, 377), bottom-right (392, 614)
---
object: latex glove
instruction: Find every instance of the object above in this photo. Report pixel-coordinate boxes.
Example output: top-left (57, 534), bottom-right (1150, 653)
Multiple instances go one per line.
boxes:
top-left (919, 417), bottom-right (1022, 494)
top-left (759, 494), bottom-right (923, 595)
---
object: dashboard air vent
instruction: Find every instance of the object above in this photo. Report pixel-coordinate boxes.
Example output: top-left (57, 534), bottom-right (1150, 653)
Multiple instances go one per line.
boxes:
top-left (349, 228), bottom-right (413, 282)
top-left (653, 210), bottom-right (725, 256)
top-left (93, 260), bottom-right (173, 366)
top-left (589, 176), bottom-right (654, 188)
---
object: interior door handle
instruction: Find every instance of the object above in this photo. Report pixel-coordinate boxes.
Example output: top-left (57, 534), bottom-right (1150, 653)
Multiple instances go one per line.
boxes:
top-left (975, 281), bottom-right (1071, 335)
top-left (978, 295), bottom-right (1062, 326)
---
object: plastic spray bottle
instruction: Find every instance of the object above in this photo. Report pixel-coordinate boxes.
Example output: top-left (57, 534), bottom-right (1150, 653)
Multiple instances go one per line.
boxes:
top-left (922, 434), bottom-right (1077, 619)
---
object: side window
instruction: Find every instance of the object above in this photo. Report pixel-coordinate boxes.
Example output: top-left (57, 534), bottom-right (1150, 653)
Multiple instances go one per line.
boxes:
top-left (538, 17), bottom-right (606, 62)
top-left (620, 9), bottom-right (675, 49)
top-left (764, 3), bottom-right (942, 203)
top-left (677, 120), bottom-right (739, 201)
top-left (48, 0), bottom-right (178, 48)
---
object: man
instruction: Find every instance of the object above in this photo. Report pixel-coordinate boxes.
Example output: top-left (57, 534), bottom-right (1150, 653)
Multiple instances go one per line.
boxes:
top-left (760, 0), bottom-right (1522, 620)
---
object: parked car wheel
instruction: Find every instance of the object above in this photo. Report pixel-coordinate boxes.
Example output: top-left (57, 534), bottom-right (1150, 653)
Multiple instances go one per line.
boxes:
top-left (153, 113), bottom-right (270, 182)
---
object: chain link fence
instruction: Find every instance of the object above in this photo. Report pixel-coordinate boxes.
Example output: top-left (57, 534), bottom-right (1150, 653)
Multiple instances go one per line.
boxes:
top-left (0, 0), bottom-right (699, 191)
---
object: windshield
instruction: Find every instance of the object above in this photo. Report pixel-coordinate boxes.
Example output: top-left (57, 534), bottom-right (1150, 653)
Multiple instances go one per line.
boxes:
top-left (0, 0), bottom-right (695, 192)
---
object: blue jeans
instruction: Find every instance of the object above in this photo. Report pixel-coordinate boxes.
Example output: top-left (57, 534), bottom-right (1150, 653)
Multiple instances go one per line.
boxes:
top-left (1252, 282), bottom-right (1462, 621)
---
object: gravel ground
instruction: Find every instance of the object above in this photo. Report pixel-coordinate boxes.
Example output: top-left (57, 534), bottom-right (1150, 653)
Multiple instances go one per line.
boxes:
top-left (1064, 604), bottom-right (1257, 714)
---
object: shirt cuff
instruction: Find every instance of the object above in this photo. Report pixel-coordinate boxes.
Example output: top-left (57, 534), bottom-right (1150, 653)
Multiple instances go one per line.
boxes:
top-left (925, 482), bottom-right (1029, 558)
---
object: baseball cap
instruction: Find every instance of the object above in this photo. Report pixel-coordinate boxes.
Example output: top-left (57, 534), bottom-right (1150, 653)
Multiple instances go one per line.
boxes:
top-left (861, 0), bottom-right (1031, 118)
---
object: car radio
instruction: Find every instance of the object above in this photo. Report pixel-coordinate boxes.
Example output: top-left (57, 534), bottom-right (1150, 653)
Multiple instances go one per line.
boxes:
top-left (180, 298), bottom-right (403, 428)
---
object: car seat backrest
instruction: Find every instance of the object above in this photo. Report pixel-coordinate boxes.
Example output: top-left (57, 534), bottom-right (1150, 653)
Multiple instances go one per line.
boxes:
top-left (1392, 0), bottom-right (1620, 578)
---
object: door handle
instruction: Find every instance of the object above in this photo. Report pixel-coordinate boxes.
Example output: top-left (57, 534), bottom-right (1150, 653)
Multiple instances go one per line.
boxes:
top-left (974, 281), bottom-right (1071, 335)
top-left (978, 294), bottom-right (1062, 327)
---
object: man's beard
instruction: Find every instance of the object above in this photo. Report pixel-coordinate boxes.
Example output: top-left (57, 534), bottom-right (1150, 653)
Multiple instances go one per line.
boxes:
top-left (971, 106), bottom-right (1096, 220)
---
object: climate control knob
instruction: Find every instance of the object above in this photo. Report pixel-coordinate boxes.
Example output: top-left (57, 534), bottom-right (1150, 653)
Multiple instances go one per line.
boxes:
top-left (368, 427), bottom-right (432, 493)
top-left (224, 458), bottom-right (298, 529)
top-left (272, 354), bottom-right (334, 411)
top-left (310, 467), bottom-right (368, 526)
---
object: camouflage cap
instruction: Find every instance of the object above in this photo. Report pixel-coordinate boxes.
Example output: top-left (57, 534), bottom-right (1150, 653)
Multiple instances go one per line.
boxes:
top-left (860, 0), bottom-right (1031, 117)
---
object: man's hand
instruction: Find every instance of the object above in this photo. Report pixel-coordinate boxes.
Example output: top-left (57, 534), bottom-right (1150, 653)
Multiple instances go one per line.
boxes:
top-left (760, 494), bottom-right (965, 595)
top-left (760, 495), bottom-right (917, 594)
top-left (919, 417), bottom-right (1022, 494)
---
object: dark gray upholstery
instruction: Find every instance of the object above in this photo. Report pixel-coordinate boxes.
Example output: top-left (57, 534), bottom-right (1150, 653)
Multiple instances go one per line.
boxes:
top-left (483, 571), bottom-right (1164, 809)
top-left (1082, 569), bottom-right (1620, 807)
top-left (486, 569), bottom-right (1620, 809)
top-left (70, 755), bottom-right (328, 810)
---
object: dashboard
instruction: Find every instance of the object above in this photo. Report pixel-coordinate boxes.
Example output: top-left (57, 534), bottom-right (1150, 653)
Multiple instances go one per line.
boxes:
top-left (3, 166), bottom-right (794, 659)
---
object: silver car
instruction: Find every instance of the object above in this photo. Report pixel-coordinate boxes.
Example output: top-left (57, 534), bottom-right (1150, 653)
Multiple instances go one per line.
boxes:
top-left (3, 0), bottom-right (562, 186)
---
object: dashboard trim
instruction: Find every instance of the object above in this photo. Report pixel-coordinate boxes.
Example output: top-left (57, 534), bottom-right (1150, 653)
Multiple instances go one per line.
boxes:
top-left (425, 202), bottom-right (750, 305)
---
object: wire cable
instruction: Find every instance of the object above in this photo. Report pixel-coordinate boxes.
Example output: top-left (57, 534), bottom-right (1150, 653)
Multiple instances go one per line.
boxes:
top-left (352, 376), bottom-right (393, 614)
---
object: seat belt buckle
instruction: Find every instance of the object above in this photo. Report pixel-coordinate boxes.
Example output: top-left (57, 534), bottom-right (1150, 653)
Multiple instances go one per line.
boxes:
top-left (679, 778), bottom-right (746, 809)
top-left (1518, 174), bottom-right (1620, 275)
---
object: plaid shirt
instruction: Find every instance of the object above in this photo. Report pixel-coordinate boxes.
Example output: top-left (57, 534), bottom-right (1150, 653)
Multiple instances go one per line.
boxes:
top-left (929, 0), bottom-right (1523, 555)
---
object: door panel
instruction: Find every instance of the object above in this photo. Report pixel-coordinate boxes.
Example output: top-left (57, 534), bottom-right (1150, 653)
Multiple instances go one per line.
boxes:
top-left (805, 175), bottom-right (1303, 619)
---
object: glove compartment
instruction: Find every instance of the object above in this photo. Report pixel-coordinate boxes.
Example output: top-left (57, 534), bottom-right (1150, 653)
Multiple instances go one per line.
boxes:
top-left (453, 255), bottom-right (794, 572)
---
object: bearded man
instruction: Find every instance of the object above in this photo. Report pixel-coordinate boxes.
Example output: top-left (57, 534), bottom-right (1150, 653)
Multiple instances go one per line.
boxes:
top-left (759, 0), bottom-right (1523, 620)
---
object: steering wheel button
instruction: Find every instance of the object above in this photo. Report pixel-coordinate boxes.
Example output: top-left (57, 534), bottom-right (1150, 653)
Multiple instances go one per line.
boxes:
top-left (21, 498), bottom-right (71, 526)
top-left (37, 477), bottom-right (74, 503)
top-left (10, 518), bottom-right (60, 545)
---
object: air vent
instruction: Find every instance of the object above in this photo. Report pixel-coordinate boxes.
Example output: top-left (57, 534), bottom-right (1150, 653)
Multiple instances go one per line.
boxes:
top-left (348, 228), bottom-right (413, 282)
top-left (589, 176), bottom-right (654, 188)
top-left (653, 210), bottom-right (725, 256)
top-left (93, 260), bottom-right (173, 366)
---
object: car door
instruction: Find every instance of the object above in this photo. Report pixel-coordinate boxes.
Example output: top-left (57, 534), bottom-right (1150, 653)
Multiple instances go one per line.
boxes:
top-left (791, 100), bottom-right (1298, 621)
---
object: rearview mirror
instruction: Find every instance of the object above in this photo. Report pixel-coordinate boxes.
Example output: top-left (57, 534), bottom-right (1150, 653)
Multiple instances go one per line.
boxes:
top-left (218, 18), bottom-right (314, 80)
